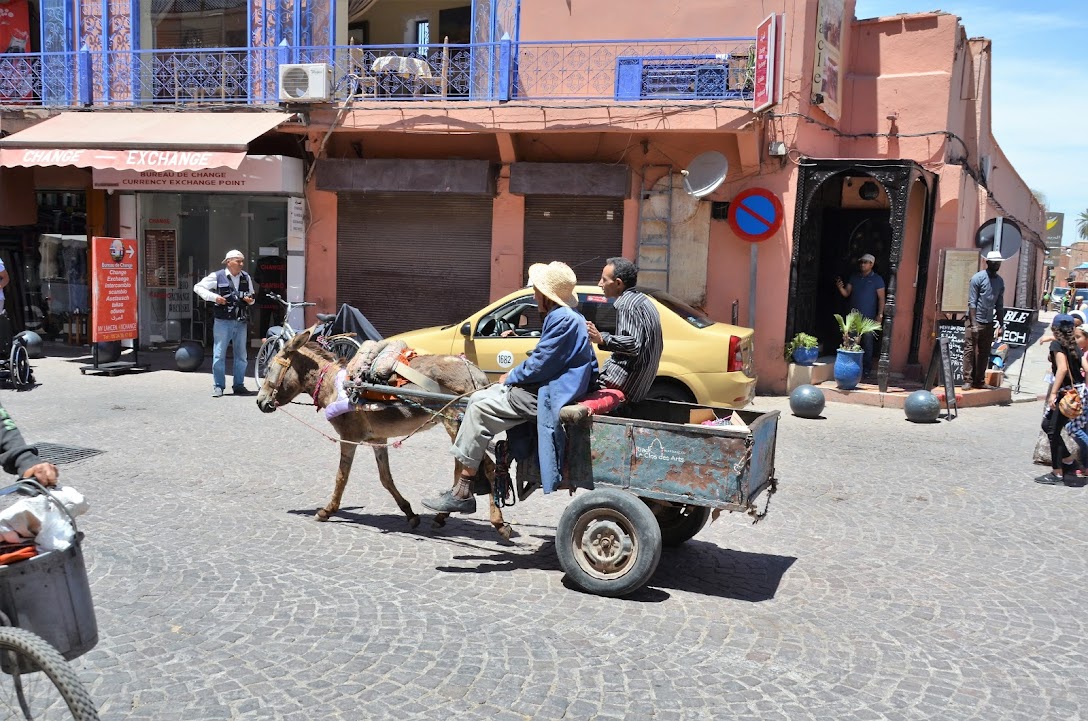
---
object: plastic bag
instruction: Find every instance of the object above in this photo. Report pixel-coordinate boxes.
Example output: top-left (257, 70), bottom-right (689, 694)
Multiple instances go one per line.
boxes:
top-left (0, 486), bottom-right (89, 552)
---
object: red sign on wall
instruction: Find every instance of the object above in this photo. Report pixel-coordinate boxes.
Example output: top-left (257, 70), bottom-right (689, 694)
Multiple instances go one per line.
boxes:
top-left (753, 14), bottom-right (778, 112)
top-left (91, 236), bottom-right (139, 342)
top-left (0, 0), bottom-right (33, 102)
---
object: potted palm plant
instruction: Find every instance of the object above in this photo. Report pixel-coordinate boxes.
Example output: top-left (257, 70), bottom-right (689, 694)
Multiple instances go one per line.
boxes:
top-left (784, 332), bottom-right (820, 366)
top-left (833, 310), bottom-right (881, 389)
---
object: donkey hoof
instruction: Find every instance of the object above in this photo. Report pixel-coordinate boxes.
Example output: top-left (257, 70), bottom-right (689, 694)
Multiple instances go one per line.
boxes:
top-left (431, 513), bottom-right (449, 528)
top-left (407, 514), bottom-right (421, 529)
top-left (496, 523), bottom-right (514, 541)
top-left (315, 509), bottom-right (332, 522)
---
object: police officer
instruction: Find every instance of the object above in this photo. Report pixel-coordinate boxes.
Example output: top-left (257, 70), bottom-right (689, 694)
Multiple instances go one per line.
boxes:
top-left (193, 250), bottom-right (258, 397)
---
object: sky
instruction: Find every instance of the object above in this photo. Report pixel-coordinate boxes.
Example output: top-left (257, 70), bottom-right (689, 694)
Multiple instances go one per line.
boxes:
top-left (854, 0), bottom-right (1086, 245)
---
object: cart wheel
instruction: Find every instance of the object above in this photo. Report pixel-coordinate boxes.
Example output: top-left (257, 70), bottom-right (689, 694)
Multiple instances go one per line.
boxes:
top-left (646, 502), bottom-right (711, 546)
top-left (0, 627), bottom-right (99, 720)
top-left (556, 488), bottom-right (662, 597)
top-left (254, 336), bottom-right (286, 386)
top-left (325, 335), bottom-right (361, 362)
top-left (9, 344), bottom-right (31, 390)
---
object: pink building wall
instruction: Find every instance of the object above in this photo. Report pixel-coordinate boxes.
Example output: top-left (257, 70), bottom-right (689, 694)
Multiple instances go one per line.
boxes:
top-left (296, 1), bottom-right (1044, 395)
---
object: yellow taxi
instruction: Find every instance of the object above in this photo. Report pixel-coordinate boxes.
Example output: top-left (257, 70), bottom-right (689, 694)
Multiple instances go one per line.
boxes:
top-left (389, 286), bottom-right (756, 407)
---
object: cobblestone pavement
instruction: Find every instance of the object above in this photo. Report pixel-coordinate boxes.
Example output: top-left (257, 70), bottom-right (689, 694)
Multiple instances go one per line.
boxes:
top-left (4, 346), bottom-right (1086, 721)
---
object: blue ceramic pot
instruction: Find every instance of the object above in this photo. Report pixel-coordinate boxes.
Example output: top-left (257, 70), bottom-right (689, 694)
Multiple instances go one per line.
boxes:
top-left (792, 346), bottom-right (819, 366)
top-left (834, 349), bottom-right (864, 389)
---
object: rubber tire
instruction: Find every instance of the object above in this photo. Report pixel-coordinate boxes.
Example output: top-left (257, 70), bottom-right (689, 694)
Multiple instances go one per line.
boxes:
top-left (325, 335), bottom-right (361, 361)
top-left (9, 344), bottom-right (31, 390)
top-left (254, 336), bottom-right (286, 386)
top-left (645, 380), bottom-right (696, 403)
top-left (0, 627), bottom-right (99, 720)
top-left (648, 502), bottom-right (711, 546)
top-left (556, 488), bottom-right (662, 597)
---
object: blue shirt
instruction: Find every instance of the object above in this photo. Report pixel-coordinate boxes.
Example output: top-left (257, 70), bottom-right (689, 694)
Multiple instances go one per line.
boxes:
top-left (506, 305), bottom-right (598, 493)
top-left (967, 270), bottom-right (1005, 324)
top-left (848, 272), bottom-right (885, 319)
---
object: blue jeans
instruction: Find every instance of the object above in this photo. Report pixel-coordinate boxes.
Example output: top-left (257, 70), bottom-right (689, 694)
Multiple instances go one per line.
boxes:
top-left (212, 318), bottom-right (249, 390)
top-left (1070, 426), bottom-right (1088, 469)
top-left (861, 331), bottom-right (876, 375)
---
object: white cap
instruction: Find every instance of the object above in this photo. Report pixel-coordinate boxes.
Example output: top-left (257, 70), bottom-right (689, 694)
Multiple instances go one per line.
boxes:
top-left (984, 250), bottom-right (1003, 262)
top-left (223, 249), bottom-right (245, 262)
top-left (859, 253), bottom-right (876, 264)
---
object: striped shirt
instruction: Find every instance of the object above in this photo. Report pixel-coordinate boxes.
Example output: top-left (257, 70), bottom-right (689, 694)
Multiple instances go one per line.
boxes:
top-left (598, 288), bottom-right (663, 403)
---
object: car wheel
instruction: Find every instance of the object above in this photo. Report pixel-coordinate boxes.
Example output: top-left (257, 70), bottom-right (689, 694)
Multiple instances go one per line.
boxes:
top-left (645, 380), bottom-right (695, 403)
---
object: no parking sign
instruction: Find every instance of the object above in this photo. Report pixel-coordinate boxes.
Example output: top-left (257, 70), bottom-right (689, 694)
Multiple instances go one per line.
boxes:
top-left (728, 188), bottom-right (784, 242)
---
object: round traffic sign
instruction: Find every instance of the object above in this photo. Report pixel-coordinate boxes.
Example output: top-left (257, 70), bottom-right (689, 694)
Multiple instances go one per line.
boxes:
top-left (727, 188), bottom-right (784, 242)
top-left (975, 217), bottom-right (1022, 260)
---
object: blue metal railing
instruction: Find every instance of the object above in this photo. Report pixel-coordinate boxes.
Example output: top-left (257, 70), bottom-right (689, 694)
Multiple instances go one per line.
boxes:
top-left (0, 37), bottom-right (756, 108)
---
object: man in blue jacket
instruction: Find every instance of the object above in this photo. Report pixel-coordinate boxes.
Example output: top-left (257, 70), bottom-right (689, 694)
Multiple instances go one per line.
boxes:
top-left (423, 261), bottom-right (598, 514)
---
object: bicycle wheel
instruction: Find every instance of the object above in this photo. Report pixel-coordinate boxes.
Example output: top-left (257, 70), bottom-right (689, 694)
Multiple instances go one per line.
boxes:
top-left (254, 336), bottom-right (286, 386)
top-left (325, 335), bottom-right (361, 362)
top-left (0, 627), bottom-right (98, 720)
top-left (9, 345), bottom-right (30, 391)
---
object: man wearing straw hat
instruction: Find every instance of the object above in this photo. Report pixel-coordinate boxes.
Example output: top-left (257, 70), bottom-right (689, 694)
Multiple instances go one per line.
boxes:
top-left (423, 261), bottom-right (598, 514)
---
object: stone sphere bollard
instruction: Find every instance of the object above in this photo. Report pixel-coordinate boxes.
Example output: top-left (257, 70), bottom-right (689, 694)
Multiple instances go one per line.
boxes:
top-left (14, 331), bottom-right (43, 359)
top-left (95, 341), bottom-right (122, 364)
top-left (904, 389), bottom-right (941, 423)
top-left (175, 341), bottom-right (205, 372)
top-left (789, 384), bottom-right (825, 419)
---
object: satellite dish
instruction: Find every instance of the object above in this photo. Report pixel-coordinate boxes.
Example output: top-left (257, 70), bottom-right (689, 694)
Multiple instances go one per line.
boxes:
top-left (975, 217), bottom-right (1022, 260)
top-left (681, 151), bottom-right (729, 198)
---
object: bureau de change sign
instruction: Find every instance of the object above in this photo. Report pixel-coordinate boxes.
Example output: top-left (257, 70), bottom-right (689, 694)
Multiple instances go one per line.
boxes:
top-left (91, 236), bottom-right (139, 342)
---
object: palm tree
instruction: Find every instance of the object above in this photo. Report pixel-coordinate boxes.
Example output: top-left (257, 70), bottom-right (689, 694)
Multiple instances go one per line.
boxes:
top-left (1079, 210), bottom-right (1088, 241)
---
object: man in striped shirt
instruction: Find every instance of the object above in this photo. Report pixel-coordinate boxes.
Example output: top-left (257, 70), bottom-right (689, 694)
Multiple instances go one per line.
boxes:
top-left (586, 257), bottom-right (663, 409)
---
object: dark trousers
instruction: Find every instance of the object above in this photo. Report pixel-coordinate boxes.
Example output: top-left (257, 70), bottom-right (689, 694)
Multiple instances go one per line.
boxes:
top-left (962, 320), bottom-right (994, 387)
top-left (1043, 406), bottom-right (1072, 471)
top-left (861, 331), bottom-right (876, 375)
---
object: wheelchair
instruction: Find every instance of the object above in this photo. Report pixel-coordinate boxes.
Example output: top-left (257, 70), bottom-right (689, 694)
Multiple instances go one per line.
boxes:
top-left (0, 316), bottom-right (33, 390)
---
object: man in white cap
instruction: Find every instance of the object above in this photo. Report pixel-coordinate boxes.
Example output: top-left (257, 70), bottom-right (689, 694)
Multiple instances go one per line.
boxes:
top-left (962, 250), bottom-right (1005, 390)
top-left (193, 250), bottom-right (258, 397)
top-left (835, 252), bottom-right (885, 378)
top-left (423, 261), bottom-right (598, 514)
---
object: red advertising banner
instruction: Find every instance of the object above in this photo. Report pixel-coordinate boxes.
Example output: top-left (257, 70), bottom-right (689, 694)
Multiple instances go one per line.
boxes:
top-left (0, 0), bottom-right (33, 102)
top-left (753, 14), bottom-right (777, 112)
top-left (91, 236), bottom-right (139, 342)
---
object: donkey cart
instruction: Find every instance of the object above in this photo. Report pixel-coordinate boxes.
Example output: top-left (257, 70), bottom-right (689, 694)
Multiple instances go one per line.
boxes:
top-left (355, 381), bottom-right (780, 598)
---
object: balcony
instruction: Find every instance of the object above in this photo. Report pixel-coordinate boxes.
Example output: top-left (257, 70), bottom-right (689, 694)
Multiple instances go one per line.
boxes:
top-left (0, 38), bottom-right (755, 108)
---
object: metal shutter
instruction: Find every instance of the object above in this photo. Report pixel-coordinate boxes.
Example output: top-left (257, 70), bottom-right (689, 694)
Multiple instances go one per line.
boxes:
top-left (336, 193), bottom-right (493, 337)
top-left (523, 196), bottom-right (624, 283)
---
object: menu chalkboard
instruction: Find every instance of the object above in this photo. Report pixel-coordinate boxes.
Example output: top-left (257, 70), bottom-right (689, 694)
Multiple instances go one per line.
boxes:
top-left (1000, 307), bottom-right (1036, 347)
top-left (937, 320), bottom-right (965, 386)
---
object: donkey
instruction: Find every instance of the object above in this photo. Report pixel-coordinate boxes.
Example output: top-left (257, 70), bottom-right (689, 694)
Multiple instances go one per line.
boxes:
top-left (255, 328), bottom-right (513, 537)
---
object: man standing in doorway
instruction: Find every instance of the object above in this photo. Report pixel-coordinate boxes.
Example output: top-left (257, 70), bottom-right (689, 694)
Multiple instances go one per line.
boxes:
top-left (835, 253), bottom-right (886, 378)
top-left (962, 250), bottom-right (1005, 391)
top-left (194, 250), bottom-right (257, 397)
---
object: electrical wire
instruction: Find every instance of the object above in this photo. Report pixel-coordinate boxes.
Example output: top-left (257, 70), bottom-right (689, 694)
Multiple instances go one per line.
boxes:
top-left (770, 110), bottom-right (1044, 247)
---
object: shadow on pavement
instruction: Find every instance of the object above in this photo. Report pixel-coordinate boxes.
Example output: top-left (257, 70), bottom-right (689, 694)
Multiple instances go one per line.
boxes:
top-left (647, 543), bottom-right (797, 602)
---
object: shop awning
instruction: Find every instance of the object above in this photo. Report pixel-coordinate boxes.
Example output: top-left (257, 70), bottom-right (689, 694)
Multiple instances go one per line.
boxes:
top-left (0, 112), bottom-right (294, 172)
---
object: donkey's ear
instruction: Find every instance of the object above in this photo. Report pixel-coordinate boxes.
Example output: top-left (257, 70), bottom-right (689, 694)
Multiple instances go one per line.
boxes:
top-left (285, 328), bottom-right (313, 351)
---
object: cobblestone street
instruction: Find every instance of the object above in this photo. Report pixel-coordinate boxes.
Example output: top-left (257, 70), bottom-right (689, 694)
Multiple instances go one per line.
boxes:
top-left (4, 347), bottom-right (1085, 721)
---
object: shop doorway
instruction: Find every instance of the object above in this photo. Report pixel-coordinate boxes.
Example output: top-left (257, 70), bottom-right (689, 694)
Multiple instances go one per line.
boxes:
top-left (786, 161), bottom-right (936, 390)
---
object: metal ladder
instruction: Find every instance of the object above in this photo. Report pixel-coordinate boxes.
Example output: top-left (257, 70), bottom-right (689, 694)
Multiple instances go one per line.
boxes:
top-left (637, 164), bottom-right (673, 291)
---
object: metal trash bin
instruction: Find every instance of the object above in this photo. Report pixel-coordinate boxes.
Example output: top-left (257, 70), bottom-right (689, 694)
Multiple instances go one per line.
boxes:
top-left (0, 482), bottom-right (97, 666)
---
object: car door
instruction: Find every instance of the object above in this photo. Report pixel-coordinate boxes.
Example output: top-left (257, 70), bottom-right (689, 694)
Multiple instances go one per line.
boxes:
top-left (579, 292), bottom-right (617, 370)
top-left (463, 292), bottom-right (543, 379)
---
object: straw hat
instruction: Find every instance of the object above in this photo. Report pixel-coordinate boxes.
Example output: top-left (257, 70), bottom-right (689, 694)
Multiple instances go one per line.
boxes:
top-left (528, 262), bottom-right (578, 309)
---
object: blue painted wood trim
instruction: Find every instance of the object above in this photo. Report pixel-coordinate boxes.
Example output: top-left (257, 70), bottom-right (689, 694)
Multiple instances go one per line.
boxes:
top-left (101, 0), bottom-right (110, 102)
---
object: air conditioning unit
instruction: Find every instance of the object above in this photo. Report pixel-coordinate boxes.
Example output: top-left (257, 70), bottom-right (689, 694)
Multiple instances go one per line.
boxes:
top-left (278, 63), bottom-right (333, 102)
top-left (841, 176), bottom-right (889, 209)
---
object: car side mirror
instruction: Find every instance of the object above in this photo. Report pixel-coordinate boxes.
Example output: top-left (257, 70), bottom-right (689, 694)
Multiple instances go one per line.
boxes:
top-left (460, 322), bottom-right (471, 337)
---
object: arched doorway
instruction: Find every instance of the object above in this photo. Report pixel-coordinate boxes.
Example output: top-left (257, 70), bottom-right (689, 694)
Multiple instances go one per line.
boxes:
top-left (786, 159), bottom-right (937, 391)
